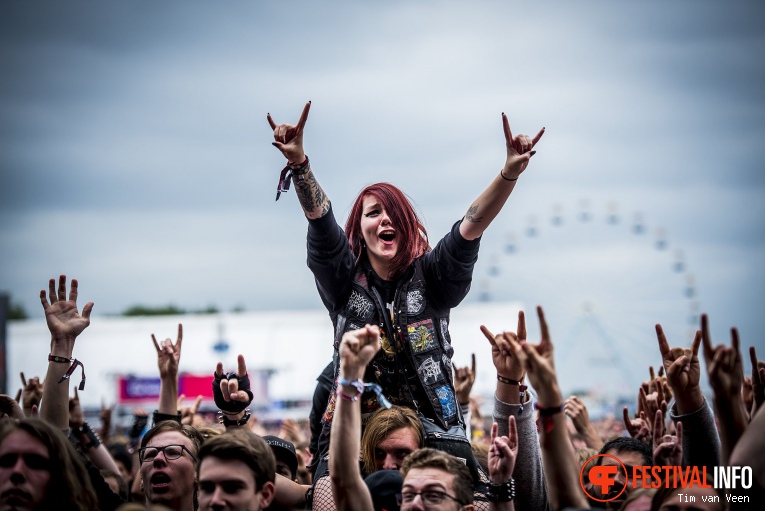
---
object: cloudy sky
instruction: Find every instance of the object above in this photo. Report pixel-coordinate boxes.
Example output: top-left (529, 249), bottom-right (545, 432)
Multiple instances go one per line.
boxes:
top-left (2, 1), bottom-right (764, 377)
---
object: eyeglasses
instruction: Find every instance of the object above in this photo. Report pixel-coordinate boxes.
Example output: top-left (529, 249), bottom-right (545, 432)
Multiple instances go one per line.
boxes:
top-left (139, 444), bottom-right (197, 464)
top-left (397, 490), bottom-right (464, 507)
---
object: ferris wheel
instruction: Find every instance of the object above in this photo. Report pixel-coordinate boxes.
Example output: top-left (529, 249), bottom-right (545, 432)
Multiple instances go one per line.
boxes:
top-left (474, 199), bottom-right (699, 397)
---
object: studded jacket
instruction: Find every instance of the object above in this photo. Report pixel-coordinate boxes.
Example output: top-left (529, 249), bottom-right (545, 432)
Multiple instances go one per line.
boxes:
top-left (307, 206), bottom-right (480, 432)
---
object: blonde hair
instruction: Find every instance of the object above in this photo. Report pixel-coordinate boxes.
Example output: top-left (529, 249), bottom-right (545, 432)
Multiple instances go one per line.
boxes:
top-left (361, 406), bottom-right (423, 475)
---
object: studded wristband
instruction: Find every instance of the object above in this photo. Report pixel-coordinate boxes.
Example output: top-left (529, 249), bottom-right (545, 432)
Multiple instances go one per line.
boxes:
top-left (487, 478), bottom-right (515, 503)
top-left (218, 410), bottom-right (251, 427)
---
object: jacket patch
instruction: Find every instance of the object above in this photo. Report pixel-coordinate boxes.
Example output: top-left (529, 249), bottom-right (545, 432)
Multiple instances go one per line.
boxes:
top-left (439, 318), bottom-right (451, 346)
top-left (407, 319), bottom-right (437, 353)
top-left (380, 332), bottom-right (396, 357)
top-left (417, 356), bottom-right (444, 385)
top-left (407, 289), bottom-right (425, 315)
top-left (442, 354), bottom-right (451, 373)
top-left (353, 272), bottom-right (369, 287)
top-left (347, 290), bottom-right (374, 320)
top-left (323, 389), bottom-right (337, 423)
top-left (435, 385), bottom-right (457, 420)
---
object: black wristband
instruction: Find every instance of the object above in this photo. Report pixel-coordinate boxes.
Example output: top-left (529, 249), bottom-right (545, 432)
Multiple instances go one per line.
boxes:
top-left (212, 371), bottom-right (254, 413)
top-left (129, 414), bottom-right (149, 439)
top-left (152, 410), bottom-right (182, 426)
top-left (219, 410), bottom-right (251, 427)
top-left (500, 170), bottom-right (518, 182)
top-left (535, 403), bottom-right (564, 416)
top-left (487, 478), bottom-right (515, 503)
top-left (77, 422), bottom-right (101, 450)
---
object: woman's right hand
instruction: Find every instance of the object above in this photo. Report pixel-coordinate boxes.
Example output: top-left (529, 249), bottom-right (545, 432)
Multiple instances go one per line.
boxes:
top-left (267, 101), bottom-right (310, 164)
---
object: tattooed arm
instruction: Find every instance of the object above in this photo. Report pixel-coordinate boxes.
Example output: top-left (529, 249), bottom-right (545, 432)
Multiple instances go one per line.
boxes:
top-left (268, 101), bottom-right (331, 219)
top-left (458, 113), bottom-right (544, 241)
top-left (293, 165), bottom-right (331, 219)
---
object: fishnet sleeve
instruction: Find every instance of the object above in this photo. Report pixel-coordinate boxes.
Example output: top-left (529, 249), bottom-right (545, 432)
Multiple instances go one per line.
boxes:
top-left (311, 474), bottom-right (338, 511)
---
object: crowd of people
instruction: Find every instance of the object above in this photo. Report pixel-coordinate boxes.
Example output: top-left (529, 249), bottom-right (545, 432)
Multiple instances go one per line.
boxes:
top-left (1, 103), bottom-right (763, 511)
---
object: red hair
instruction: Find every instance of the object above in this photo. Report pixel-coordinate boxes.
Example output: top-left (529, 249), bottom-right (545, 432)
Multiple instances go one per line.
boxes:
top-left (345, 183), bottom-right (430, 279)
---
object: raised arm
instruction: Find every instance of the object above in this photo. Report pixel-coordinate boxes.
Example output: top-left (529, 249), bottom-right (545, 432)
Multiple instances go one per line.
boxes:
top-left (152, 324), bottom-right (183, 421)
top-left (66, 388), bottom-right (117, 473)
top-left (459, 114), bottom-right (544, 241)
top-left (20, 372), bottom-right (44, 418)
top-left (656, 321), bottom-right (720, 469)
top-left (0, 394), bottom-right (25, 420)
top-left (329, 325), bottom-right (381, 511)
top-left (268, 101), bottom-right (331, 219)
top-left (483, 309), bottom-right (549, 511)
top-left (40, 275), bottom-right (94, 429)
top-left (488, 416), bottom-right (519, 511)
top-left (729, 402), bottom-right (765, 503)
top-left (565, 396), bottom-right (604, 451)
top-left (749, 346), bottom-right (765, 417)
top-left (702, 316), bottom-right (747, 464)
top-left (507, 307), bottom-right (588, 511)
top-left (453, 354), bottom-right (476, 438)
top-left (212, 354), bottom-right (254, 430)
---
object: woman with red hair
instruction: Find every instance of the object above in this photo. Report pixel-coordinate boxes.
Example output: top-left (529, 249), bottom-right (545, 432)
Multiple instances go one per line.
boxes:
top-left (268, 101), bottom-right (543, 467)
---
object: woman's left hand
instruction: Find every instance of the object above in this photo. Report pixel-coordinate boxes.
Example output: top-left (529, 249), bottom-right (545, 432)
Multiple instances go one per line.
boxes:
top-left (502, 114), bottom-right (545, 179)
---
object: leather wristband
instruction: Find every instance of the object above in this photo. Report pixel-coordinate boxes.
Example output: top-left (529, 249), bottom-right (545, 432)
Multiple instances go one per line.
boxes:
top-left (152, 410), bottom-right (182, 426)
top-left (212, 371), bottom-right (254, 413)
top-left (76, 422), bottom-right (101, 450)
top-left (129, 414), bottom-right (149, 439)
top-left (219, 410), bottom-right (251, 427)
top-left (487, 478), bottom-right (515, 503)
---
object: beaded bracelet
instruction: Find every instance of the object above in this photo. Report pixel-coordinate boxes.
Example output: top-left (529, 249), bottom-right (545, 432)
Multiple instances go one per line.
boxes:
top-left (496, 374), bottom-right (522, 385)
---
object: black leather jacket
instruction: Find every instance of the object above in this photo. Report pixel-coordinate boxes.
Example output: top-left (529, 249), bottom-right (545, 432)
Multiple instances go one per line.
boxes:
top-left (307, 206), bottom-right (480, 433)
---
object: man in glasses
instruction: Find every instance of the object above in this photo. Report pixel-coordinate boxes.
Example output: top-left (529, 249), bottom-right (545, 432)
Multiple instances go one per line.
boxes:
top-left (398, 448), bottom-right (475, 511)
top-left (139, 421), bottom-right (203, 511)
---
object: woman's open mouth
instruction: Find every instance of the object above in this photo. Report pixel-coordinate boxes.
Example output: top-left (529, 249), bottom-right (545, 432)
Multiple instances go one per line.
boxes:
top-left (379, 230), bottom-right (396, 242)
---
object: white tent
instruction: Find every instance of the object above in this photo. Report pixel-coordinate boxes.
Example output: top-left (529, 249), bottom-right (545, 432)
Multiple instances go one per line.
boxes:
top-left (7, 299), bottom-right (657, 420)
top-left (7, 302), bottom-right (523, 413)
